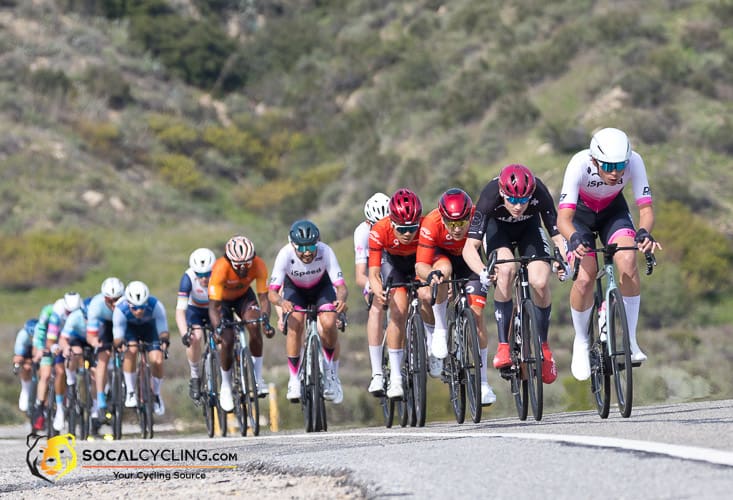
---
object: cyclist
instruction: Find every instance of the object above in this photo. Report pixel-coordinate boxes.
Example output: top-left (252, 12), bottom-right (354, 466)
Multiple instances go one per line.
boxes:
top-left (354, 192), bottom-right (391, 395)
top-left (59, 295), bottom-right (94, 427)
top-left (208, 236), bottom-right (273, 412)
top-left (176, 248), bottom-right (216, 401)
top-left (113, 281), bottom-right (170, 416)
top-left (416, 188), bottom-right (497, 405)
top-left (13, 318), bottom-right (38, 413)
top-left (85, 276), bottom-right (124, 433)
top-left (463, 164), bottom-right (566, 385)
top-left (268, 220), bottom-right (348, 404)
top-left (368, 188), bottom-right (431, 400)
top-left (31, 292), bottom-right (82, 432)
top-left (558, 127), bottom-right (662, 380)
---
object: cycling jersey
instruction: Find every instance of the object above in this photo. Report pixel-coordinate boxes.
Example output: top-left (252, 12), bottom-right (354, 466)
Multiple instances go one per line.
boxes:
top-left (558, 149), bottom-right (652, 212)
top-left (33, 303), bottom-right (55, 350)
top-left (177, 269), bottom-right (210, 309)
top-left (269, 242), bottom-right (345, 291)
top-left (14, 326), bottom-right (33, 358)
top-left (208, 256), bottom-right (269, 301)
top-left (468, 177), bottom-right (560, 241)
top-left (61, 307), bottom-right (88, 341)
top-left (86, 293), bottom-right (116, 341)
top-left (368, 216), bottom-right (421, 267)
top-left (112, 297), bottom-right (168, 342)
top-left (416, 207), bottom-right (474, 264)
top-left (353, 221), bottom-right (370, 265)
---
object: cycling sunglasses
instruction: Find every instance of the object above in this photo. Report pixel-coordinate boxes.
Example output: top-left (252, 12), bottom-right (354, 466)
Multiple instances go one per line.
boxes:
top-left (195, 271), bottom-right (211, 278)
top-left (392, 223), bottom-right (419, 235)
top-left (443, 218), bottom-right (469, 230)
top-left (505, 195), bottom-right (530, 205)
top-left (296, 244), bottom-right (318, 253)
top-left (598, 160), bottom-right (628, 172)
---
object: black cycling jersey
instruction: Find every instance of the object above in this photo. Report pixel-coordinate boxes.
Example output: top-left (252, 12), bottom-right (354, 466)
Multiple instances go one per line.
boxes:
top-left (468, 177), bottom-right (560, 241)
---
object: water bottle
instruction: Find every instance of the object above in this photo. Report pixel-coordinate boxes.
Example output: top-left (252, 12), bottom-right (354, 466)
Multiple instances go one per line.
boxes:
top-left (598, 301), bottom-right (607, 341)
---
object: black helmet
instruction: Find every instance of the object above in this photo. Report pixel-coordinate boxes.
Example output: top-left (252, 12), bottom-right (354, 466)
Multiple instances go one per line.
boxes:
top-left (289, 220), bottom-right (320, 245)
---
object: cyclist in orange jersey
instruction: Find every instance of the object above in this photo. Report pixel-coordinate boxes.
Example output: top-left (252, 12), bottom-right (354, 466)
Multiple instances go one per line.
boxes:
top-left (368, 188), bottom-right (432, 400)
top-left (415, 188), bottom-right (497, 405)
top-left (208, 235), bottom-right (273, 412)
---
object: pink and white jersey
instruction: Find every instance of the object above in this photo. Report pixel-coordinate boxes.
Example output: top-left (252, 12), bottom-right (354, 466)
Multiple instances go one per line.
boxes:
top-left (269, 242), bottom-right (346, 290)
top-left (558, 149), bottom-right (652, 213)
top-left (353, 221), bottom-right (370, 265)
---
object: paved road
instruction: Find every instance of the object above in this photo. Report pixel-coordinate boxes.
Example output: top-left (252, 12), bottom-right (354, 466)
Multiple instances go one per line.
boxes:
top-left (2, 399), bottom-right (732, 499)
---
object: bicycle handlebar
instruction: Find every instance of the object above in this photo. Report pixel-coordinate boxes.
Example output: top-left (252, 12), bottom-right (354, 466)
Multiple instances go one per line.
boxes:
top-left (571, 243), bottom-right (657, 281)
top-left (429, 277), bottom-right (469, 306)
top-left (281, 307), bottom-right (346, 336)
top-left (486, 250), bottom-right (567, 276)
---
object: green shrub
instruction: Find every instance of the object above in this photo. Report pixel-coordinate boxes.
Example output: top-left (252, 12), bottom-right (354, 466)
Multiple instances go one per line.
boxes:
top-left (156, 122), bottom-right (199, 154)
top-left (82, 65), bottom-right (133, 109)
top-left (0, 231), bottom-right (102, 290)
top-left (493, 93), bottom-right (541, 131)
top-left (620, 68), bottom-right (671, 107)
top-left (540, 120), bottom-right (588, 154)
top-left (151, 152), bottom-right (212, 197)
top-left (395, 50), bottom-right (440, 91)
top-left (28, 68), bottom-right (75, 97)
top-left (681, 20), bottom-right (722, 52)
top-left (76, 119), bottom-right (121, 155)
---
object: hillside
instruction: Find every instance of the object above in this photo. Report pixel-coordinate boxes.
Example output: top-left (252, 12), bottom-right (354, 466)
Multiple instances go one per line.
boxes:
top-left (1, 0), bottom-right (733, 427)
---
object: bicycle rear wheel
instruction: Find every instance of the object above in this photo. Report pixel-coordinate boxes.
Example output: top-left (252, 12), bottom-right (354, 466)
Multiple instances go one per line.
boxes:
top-left (522, 300), bottom-right (543, 421)
top-left (460, 308), bottom-right (482, 423)
top-left (446, 325), bottom-right (465, 424)
top-left (78, 368), bottom-right (92, 440)
top-left (67, 382), bottom-right (77, 437)
top-left (46, 380), bottom-right (57, 437)
top-left (137, 361), bottom-right (154, 439)
top-left (609, 288), bottom-right (633, 418)
top-left (508, 314), bottom-right (528, 421)
top-left (588, 302), bottom-right (611, 418)
top-left (407, 314), bottom-right (427, 427)
top-left (241, 347), bottom-right (260, 436)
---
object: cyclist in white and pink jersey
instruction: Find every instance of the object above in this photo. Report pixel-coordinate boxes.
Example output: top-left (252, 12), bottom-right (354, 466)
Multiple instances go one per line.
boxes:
top-left (268, 219), bottom-right (349, 404)
top-left (557, 128), bottom-right (662, 381)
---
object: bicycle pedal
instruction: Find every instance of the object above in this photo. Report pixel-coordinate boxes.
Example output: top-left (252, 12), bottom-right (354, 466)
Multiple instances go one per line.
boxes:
top-left (631, 361), bottom-right (642, 368)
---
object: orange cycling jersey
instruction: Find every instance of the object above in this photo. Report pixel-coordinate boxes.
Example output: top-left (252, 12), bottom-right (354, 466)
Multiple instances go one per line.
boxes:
top-left (208, 255), bottom-right (269, 301)
top-left (416, 208), bottom-right (473, 265)
top-left (368, 216), bottom-right (421, 267)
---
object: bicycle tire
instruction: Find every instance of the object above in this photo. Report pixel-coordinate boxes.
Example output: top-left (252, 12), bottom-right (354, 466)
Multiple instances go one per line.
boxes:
top-left (242, 347), bottom-right (260, 436)
top-left (403, 344), bottom-right (417, 427)
top-left (380, 345), bottom-right (394, 428)
top-left (609, 288), bottom-right (633, 417)
top-left (137, 361), bottom-right (153, 439)
top-left (110, 359), bottom-right (124, 440)
top-left (27, 365), bottom-right (38, 425)
top-left (78, 367), bottom-right (92, 440)
top-left (67, 382), bottom-right (77, 437)
top-left (446, 326), bottom-right (465, 424)
top-left (522, 300), bottom-right (544, 421)
top-left (202, 349), bottom-right (215, 438)
top-left (304, 334), bottom-right (321, 432)
top-left (460, 308), bottom-right (482, 423)
top-left (46, 377), bottom-right (57, 437)
top-left (232, 347), bottom-right (245, 436)
top-left (588, 301), bottom-right (611, 418)
top-left (408, 314), bottom-right (427, 427)
top-left (508, 312), bottom-right (528, 421)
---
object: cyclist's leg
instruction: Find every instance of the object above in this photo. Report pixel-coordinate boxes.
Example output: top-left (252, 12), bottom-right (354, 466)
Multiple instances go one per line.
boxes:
top-left (486, 220), bottom-right (515, 369)
top-left (14, 331), bottom-right (33, 411)
top-left (122, 326), bottom-right (140, 406)
top-left (217, 299), bottom-right (239, 410)
top-left (143, 323), bottom-right (165, 415)
top-left (313, 281), bottom-right (342, 403)
top-left (367, 266), bottom-right (387, 392)
top-left (465, 263), bottom-right (496, 404)
top-left (607, 221), bottom-right (645, 361)
top-left (241, 290), bottom-right (268, 392)
top-left (51, 352), bottom-right (66, 430)
top-left (184, 307), bottom-right (206, 397)
top-left (386, 288), bottom-right (408, 398)
top-left (523, 226), bottom-right (558, 384)
top-left (283, 285), bottom-right (307, 401)
top-left (425, 255), bottom-right (452, 360)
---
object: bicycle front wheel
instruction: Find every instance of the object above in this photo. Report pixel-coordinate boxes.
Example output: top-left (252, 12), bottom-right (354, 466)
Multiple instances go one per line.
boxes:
top-left (522, 300), bottom-right (543, 421)
top-left (46, 380), bottom-right (57, 437)
top-left (407, 314), bottom-right (427, 427)
top-left (588, 301), bottom-right (611, 418)
top-left (508, 317), bottom-right (528, 421)
top-left (138, 362), bottom-right (154, 439)
top-left (110, 361), bottom-right (124, 440)
top-left (380, 345), bottom-right (394, 428)
top-left (609, 288), bottom-right (633, 417)
top-left (446, 325), bottom-right (465, 424)
top-left (78, 369), bottom-right (92, 440)
top-left (460, 308), bottom-right (482, 423)
top-left (241, 347), bottom-right (260, 436)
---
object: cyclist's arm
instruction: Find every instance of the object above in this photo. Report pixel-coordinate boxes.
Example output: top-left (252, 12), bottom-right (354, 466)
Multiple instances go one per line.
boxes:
top-left (367, 265), bottom-right (386, 307)
top-left (334, 283), bottom-right (349, 313)
top-left (354, 262), bottom-right (368, 291)
top-left (153, 300), bottom-right (170, 344)
top-left (462, 237), bottom-right (485, 276)
top-left (257, 291), bottom-right (271, 318)
top-left (176, 272), bottom-right (192, 336)
top-left (208, 299), bottom-right (223, 330)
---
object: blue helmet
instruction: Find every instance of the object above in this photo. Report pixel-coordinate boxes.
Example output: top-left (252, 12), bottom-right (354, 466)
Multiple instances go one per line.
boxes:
top-left (289, 220), bottom-right (320, 246)
top-left (25, 318), bottom-right (38, 334)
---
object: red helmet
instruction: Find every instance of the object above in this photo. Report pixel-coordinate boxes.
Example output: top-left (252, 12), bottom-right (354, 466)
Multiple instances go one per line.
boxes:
top-left (438, 188), bottom-right (473, 221)
top-left (499, 164), bottom-right (536, 198)
top-left (389, 188), bottom-right (422, 225)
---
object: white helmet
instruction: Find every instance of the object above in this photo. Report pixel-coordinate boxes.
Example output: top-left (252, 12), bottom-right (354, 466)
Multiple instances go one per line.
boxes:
top-left (101, 277), bottom-right (125, 299)
top-left (125, 281), bottom-right (150, 307)
top-left (364, 192), bottom-right (390, 224)
top-left (63, 292), bottom-right (82, 312)
top-left (225, 235), bottom-right (255, 263)
top-left (589, 127), bottom-right (631, 163)
top-left (189, 248), bottom-right (216, 274)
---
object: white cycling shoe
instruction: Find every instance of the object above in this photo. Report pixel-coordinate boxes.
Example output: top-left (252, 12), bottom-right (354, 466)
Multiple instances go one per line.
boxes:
top-left (571, 338), bottom-right (591, 381)
top-left (219, 385), bottom-right (234, 412)
top-left (481, 383), bottom-right (497, 406)
top-left (386, 379), bottom-right (404, 399)
top-left (287, 378), bottom-right (301, 402)
top-left (428, 355), bottom-right (443, 378)
top-left (368, 374), bottom-right (384, 395)
top-left (431, 329), bottom-right (448, 359)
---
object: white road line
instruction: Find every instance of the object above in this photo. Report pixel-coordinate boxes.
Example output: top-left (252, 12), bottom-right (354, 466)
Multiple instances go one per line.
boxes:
top-left (170, 431), bottom-right (733, 467)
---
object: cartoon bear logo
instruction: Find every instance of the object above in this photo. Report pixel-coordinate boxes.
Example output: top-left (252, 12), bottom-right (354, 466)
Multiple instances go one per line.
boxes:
top-left (26, 433), bottom-right (78, 482)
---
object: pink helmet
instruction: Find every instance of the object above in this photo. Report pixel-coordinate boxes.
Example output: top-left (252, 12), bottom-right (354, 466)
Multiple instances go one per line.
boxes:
top-left (499, 164), bottom-right (536, 198)
top-left (438, 188), bottom-right (473, 221)
top-left (389, 188), bottom-right (422, 225)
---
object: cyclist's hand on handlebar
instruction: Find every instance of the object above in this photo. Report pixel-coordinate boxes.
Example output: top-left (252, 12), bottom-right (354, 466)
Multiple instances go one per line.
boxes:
top-left (279, 298), bottom-right (293, 314)
top-left (426, 269), bottom-right (444, 285)
top-left (634, 228), bottom-right (662, 254)
top-left (479, 268), bottom-right (494, 287)
top-left (260, 313), bottom-right (275, 338)
top-left (181, 330), bottom-right (191, 347)
top-left (333, 300), bottom-right (348, 314)
top-left (568, 231), bottom-right (594, 258)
